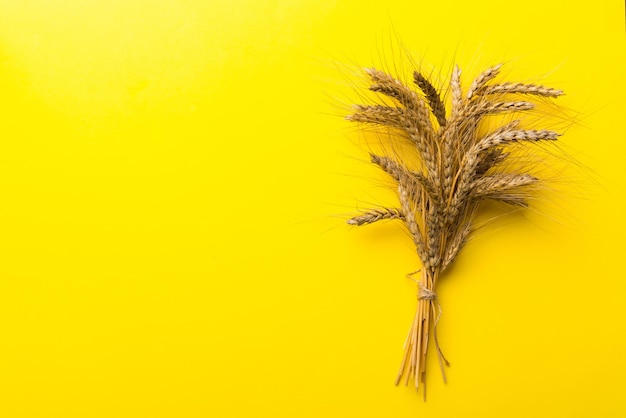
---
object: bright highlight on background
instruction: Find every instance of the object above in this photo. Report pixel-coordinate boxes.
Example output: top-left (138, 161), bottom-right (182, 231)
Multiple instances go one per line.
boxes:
top-left (0, 1), bottom-right (624, 417)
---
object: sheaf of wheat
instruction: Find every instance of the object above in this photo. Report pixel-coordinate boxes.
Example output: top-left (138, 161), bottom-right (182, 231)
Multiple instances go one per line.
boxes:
top-left (346, 62), bottom-right (563, 396)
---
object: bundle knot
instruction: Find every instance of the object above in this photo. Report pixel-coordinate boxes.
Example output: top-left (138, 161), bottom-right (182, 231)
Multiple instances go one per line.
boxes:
top-left (417, 283), bottom-right (437, 301)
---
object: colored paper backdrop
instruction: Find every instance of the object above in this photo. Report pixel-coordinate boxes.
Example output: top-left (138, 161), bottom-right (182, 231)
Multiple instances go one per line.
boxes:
top-left (0, 1), bottom-right (624, 416)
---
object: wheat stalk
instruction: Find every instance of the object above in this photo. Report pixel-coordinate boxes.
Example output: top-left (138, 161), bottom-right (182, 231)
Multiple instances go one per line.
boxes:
top-left (346, 63), bottom-right (564, 397)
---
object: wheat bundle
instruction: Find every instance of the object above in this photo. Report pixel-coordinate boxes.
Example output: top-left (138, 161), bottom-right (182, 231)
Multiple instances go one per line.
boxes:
top-left (346, 63), bottom-right (564, 396)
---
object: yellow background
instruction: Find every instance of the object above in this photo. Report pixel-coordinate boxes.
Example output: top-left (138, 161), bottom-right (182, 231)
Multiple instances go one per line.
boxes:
top-left (0, 1), bottom-right (624, 416)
